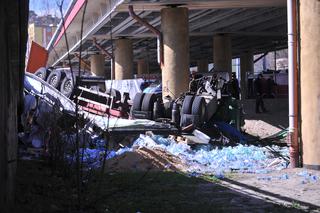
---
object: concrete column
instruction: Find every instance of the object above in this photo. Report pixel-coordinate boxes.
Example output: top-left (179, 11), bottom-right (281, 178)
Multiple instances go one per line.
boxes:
top-left (197, 59), bottom-right (208, 72)
top-left (161, 7), bottom-right (189, 98)
top-left (114, 38), bottom-right (133, 80)
top-left (240, 51), bottom-right (254, 99)
top-left (213, 34), bottom-right (232, 79)
top-left (137, 59), bottom-right (149, 75)
top-left (300, 0), bottom-right (320, 170)
top-left (90, 54), bottom-right (105, 77)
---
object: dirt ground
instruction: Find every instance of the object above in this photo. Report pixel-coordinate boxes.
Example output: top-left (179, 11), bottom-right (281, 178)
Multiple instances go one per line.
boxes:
top-left (242, 98), bottom-right (288, 138)
top-left (222, 169), bottom-right (320, 212)
top-left (14, 149), bottom-right (320, 213)
top-left (104, 146), bottom-right (320, 212)
top-left (15, 160), bottom-right (310, 213)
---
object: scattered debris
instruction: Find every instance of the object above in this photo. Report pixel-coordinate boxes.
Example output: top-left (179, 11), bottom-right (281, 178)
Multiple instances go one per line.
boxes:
top-left (100, 134), bottom-right (289, 177)
top-left (20, 73), bottom-right (291, 180)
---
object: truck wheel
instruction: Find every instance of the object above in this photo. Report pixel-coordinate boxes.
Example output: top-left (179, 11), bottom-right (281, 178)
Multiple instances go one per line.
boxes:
top-left (182, 95), bottom-right (194, 114)
top-left (60, 77), bottom-right (74, 98)
top-left (34, 67), bottom-right (48, 81)
top-left (47, 70), bottom-right (62, 89)
top-left (141, 93), bottom-right (157, 112)
top-left (192, 96), bottom-right (206, 123)
top-left (132, 93), bottom-right (145, 111)
top-left (106, 88), bottom-right (121, 102)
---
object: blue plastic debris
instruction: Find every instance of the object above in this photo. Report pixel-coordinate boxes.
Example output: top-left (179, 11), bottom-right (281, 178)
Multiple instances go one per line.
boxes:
top-left (257, 176), bottom-right (272, 181)
top-left (68, 134), bottom-right (289, 174)
top-left (214, 121), bottom-right (247, 142)
top-left (297, 170), bottom-right (318, 183)
top-left (116, 147), bottom-right (132, 156)
top-left (131, 134), bottom-right (288, 176)
top-left (311, 175), bottom-right (318, 181)
top-left (281, 174), bottom-right (289, 180)
top-left (215, 173), bottom-right (225, 179)
top-left (67, 147), bottom-right (130, 169)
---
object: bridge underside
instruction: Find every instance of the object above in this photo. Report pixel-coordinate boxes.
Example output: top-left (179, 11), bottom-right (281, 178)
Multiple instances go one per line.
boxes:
top-left (48, 0), bottom-right (287, 73)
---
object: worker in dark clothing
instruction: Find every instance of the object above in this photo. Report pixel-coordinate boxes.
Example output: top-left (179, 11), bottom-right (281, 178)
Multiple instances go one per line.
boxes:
top-left (189, 71), bottom-right (202, 93)
top-left (230, 72), bottom-right (240, 99)
top-left (210, 73), bottom-right (218, 90)
top-left (267, 76), bottom-right (276, 98)
top-left (254, 74), bottom-right (267, 113)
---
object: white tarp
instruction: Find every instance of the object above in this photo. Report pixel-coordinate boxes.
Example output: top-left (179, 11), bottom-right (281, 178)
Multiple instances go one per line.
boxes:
top-left (105, 79), bottom-right (144, 100)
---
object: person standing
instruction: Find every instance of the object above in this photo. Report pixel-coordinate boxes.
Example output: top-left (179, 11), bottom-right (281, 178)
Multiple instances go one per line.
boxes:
top-left (254, 74), bottom-right (267, 113)
top-left (230, 72), bottom-right (240, 99)
top-left (267, 76), bottom-right (276, 98)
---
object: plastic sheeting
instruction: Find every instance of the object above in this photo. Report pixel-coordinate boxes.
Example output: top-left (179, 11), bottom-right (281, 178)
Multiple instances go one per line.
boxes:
top-left (74, 146), bottom-right (132, 169)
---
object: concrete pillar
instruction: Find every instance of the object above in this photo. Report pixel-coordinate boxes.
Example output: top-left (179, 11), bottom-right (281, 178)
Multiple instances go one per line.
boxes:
top-left (197, 59), bottom-right (208, 72)
top-left (240, 51), bottom-right (254, 99)
top-left (300, 0), bottom-right (320, 170)
top-left (213, 34), bottom-right (232, 79)
top-left (114, 38), bottom-right (133, 80)
top-left (161, 7), bottom-right (189, 98)
top-left (90, 54), bottom-right (105, 77)
top-left (137, 59), bottom-right (149, 75)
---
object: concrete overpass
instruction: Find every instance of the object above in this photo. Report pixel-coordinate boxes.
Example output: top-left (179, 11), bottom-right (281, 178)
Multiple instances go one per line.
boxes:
top-left (47, 0), bottom-right (287, 73)
top-left (46, 0), bottom-right (320, 173)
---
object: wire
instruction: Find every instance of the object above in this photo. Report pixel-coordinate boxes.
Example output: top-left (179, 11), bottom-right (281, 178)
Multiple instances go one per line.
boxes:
top-left (75, 0), bottom-right (88, 210)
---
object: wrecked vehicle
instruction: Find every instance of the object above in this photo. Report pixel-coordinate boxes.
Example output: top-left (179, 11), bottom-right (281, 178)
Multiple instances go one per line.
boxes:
top-left (21, 72), bottom-right (179, 149)
top-left (130, 72), bottom-right (244, 132)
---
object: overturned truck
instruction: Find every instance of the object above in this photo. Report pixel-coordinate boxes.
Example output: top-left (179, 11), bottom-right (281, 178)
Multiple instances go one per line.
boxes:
top-left (130, 73), bottom-right (243, 130)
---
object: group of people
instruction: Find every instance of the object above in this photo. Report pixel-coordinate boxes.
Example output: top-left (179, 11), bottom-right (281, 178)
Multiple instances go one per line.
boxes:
top-left (229, 73), bottom-right (271, 113)
top-left (189, 71), bottom-right (274, 114)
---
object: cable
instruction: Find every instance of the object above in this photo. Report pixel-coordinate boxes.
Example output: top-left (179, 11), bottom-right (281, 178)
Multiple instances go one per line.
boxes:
top-left (75, 0), bottom-right (88, 210)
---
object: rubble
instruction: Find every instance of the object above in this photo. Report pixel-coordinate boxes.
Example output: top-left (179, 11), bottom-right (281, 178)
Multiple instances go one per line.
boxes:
top-left (21, 72), bottom-right (290, 179)
top-left (129, 134), bottom-right (289, 176)
top-left (70, 133), bottom-right (290, 177)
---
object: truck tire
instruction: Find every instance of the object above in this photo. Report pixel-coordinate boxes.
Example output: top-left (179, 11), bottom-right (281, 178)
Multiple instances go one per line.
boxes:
top-left (106, 88), bottom-right (121, 102)
top-left (60, 77), bottom-right (74, 98)
top-left (141, 93), bottom-right (157, 112)
top-left (47, 70), bottom-right (62, 89)
top-left (191, 96), bottom-right (206, 124)
top-left (34, 67), bottom-right (48, 81)
top-left (132, 93), bottom-right (145, 111)
top-left (182, 95), bottom-right (194, 114)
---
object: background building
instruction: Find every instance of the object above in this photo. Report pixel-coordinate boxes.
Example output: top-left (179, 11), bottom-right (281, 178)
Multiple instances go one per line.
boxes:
top-left (28, 11), bottom-right (60, 47)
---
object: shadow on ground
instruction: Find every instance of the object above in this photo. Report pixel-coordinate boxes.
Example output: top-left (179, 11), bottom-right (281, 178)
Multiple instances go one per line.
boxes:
top-left (242, 98), bottom-right (288, 128)
top-left (14, 160), bottom-right (307, 213)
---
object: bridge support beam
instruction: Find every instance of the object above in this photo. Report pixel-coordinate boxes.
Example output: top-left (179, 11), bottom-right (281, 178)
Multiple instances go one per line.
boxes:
top-left (137, 59), bottom-right (149, 75)
top-left (90, 54), bottom-right (105, 77)
top-left (161, 7), bottom-right (189, 98)
top-left (115, 38), bottom-right (133, 80)
top-left (213, 34), bottom-right (232, 79)
top-left (300, 0), bottom-right (320, 170)
top-left (197, 59), bottom-right (208, 72)
top-left (240, 51), bottom-right (254, 99)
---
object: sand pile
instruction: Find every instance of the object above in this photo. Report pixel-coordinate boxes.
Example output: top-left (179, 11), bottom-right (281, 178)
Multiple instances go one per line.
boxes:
top-left (243, 119), bottom-right (283, 139)
top-left (105, 146), bottom-right (187, 172)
